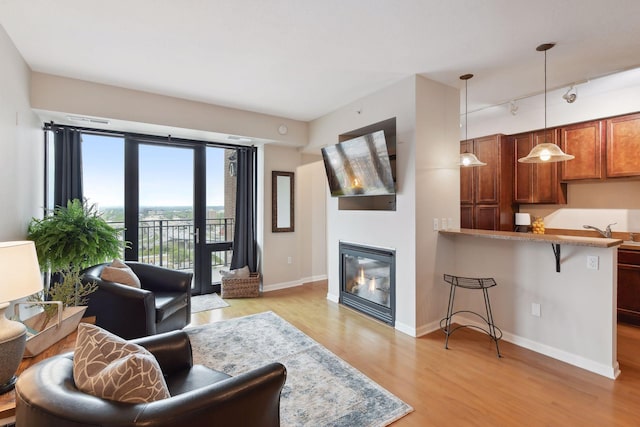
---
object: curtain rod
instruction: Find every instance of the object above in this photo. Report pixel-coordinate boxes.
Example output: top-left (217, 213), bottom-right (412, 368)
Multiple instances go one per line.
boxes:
top-left (43, 121), bottom-right (253, 151)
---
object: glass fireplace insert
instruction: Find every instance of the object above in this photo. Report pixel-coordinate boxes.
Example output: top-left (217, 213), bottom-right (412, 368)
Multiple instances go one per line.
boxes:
top-left (339, 242), bottom-right (395, 325)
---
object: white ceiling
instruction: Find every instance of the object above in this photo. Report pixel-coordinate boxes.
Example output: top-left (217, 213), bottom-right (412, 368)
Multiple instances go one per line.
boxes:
top-left (2, 0), bottom-right (640, 122)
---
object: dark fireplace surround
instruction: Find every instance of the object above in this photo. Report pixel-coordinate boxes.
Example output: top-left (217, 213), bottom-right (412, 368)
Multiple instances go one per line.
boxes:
top-left (339, 242), bottom-right (395, 325)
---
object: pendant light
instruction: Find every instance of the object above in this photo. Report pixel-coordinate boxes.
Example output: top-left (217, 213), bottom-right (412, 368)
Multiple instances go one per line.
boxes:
top-left (459, 74), bottom-right (486, 167)
top-left (518, 43), bottom-right (575, 163)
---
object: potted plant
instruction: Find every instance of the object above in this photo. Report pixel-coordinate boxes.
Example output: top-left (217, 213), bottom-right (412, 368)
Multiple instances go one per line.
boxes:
top-left (22, 199), bottom-right (127, 355)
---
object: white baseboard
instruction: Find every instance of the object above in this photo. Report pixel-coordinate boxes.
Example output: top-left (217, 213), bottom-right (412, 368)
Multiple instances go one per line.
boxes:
top-left (393, 321), bottom-right (416, 337)
top-left (396, 319), bottom-right (441, 338)
top-left (415, 320), bottom-right (442, 338)
top-left (262, 274), bottom-right (328, 293)
top-left (263, 280), bottom-right (303, 292)
top-left (303, 274), bottom-right (328, 283)
top-left (326, 292), bottom-right (339, 303)
top-left (454, 314), bottom-right (619, 379)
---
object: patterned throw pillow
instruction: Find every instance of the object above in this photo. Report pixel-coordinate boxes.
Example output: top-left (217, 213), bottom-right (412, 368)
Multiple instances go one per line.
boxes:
top-left (73, 323), bottom-right (170, 403)
top-left (220, 265), bottom-right (250, 278)
top-left (100, 259), bottom-right (141, 288)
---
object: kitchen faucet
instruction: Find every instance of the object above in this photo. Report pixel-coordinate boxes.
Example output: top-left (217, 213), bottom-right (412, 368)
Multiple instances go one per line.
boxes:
top-left (583, 223), bottom-right (617, 238)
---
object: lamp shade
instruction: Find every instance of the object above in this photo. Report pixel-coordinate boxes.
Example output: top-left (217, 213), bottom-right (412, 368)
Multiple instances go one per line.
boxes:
top-left (0, 241), bottom-right (43, 303)
top-left (459, 152), bottom-right (487, 167)
top-left (517, 143), bottom-right (575, 164)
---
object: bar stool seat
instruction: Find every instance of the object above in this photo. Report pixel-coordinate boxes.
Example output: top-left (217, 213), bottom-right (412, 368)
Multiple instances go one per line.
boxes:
top-left (440, 274), bottom-right (502, 357)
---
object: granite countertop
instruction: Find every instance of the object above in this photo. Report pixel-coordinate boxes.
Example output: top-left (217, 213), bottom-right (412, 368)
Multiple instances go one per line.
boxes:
top-left (439, 228), bottom-right (623, 248)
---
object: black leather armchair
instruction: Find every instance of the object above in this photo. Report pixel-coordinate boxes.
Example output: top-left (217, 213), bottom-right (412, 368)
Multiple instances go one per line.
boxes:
top-left (81, 262), bottom-right (192, 339)
top-left (15, 330), bottom-right (287, 427)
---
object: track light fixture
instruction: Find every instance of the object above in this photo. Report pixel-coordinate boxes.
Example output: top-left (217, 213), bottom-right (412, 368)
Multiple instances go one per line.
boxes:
top-left (563, 85), bottom-right (577, 103)
top-left (509, 100), bottom-right (519, 116)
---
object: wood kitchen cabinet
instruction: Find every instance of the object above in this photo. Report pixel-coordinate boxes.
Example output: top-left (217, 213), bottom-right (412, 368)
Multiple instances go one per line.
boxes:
top-left (460, 139), bottom-right (474, 205)
top-left (560, 120), bottom-right (605, 181)
top-left (511, 130), bottom-right (567, 204)
top-left (606, 113), bottom-right (640, 178)
top-left (618, 249), bottom-right (640, 326)
top-left (460, 134), bottom-right (514, 231)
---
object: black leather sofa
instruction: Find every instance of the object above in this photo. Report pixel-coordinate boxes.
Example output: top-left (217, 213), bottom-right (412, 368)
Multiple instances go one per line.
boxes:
top-left (81, 262), bottom-right (192, 339)
top-left (15, 330), bottom-right (287, 427)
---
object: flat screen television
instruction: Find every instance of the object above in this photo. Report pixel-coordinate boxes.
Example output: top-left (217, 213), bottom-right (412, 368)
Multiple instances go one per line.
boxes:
top-left (321, 130), bottom-right (395, 197)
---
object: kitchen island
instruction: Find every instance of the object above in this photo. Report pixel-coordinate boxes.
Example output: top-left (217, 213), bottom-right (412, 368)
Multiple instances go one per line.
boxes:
top-left (439, 228), bottom-right (623, 379)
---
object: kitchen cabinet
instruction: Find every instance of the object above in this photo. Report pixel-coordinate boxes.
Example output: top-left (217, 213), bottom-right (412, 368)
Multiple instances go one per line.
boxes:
top-left (560, 120), bottom-right (605, 181)
top-left (460, 140), bottom-right (473, 205)
top-left (606, 113), bottom-right (640, 178)
top-left (511, 130), bottom-right (567, 204)
top-left (618, 249), bottom-right (640, 326)
top-left (460, 134), bottom-right (514, 231)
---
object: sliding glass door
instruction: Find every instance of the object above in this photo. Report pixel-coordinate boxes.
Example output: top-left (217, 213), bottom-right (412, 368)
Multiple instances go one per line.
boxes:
top-left (81, 132), bottom-right (237, 295)
top-left (193, 146), bottom-right (236, 294)
top-left (137, 143), bottom-right (196, 274)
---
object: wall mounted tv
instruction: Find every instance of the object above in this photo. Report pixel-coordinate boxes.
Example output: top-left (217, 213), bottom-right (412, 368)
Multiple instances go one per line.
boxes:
top-left (321, 130), bottom-right (395, 197)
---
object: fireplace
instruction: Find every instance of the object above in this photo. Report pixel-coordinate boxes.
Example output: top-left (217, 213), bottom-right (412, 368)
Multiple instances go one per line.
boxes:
top-left (339, 242), bottom-right (395, 325)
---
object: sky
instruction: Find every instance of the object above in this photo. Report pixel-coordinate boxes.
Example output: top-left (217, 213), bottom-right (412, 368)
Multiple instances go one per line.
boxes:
top-left (82, 134), bottom-right (226, 208)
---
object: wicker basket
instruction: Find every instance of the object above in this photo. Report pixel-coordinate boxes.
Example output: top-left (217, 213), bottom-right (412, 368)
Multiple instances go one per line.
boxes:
top-left (221, 272), bottom-right (261, 298)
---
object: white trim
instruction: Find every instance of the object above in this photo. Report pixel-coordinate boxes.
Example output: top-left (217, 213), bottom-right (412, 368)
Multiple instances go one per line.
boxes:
top-left (393, 321), bottom-right (416, 337)
top-left (262, 275), bottom-right (327, 293)
top-left (415, 320), bottom-right (442, 338)
top-left (262, 280), bottom-right (303, 292)
top-left (504, 330), bottom-right (620, 380)
top-left (455, 314), bottom-right (619, 379)
top-left (326, 292), bottom-right (339, 303)
top-left (303, 274), bottom-right (328, 283)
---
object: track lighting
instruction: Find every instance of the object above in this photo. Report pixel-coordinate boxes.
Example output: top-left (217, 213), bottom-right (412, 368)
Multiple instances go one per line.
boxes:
top-left (563, 85), bottom-right (577, 103)
top-left (509, 101), bottom-right (519, 116)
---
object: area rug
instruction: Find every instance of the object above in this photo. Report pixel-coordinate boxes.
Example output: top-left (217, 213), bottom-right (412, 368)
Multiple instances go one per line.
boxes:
top-left (190, 293), bottom-right (229, 313)
top-left (185, 311), bottom-right (413, 426)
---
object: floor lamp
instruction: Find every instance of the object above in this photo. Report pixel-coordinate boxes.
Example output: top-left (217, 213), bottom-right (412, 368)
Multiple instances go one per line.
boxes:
top-left (0, 241), bottom-right (43, 394)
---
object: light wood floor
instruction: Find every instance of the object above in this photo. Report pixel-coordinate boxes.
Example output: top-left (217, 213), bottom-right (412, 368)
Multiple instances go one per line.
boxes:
top-left (191, 281), bottom-right (640, 426)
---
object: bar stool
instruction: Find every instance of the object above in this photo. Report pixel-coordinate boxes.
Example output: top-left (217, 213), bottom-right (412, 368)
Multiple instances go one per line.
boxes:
top-left (440, 274), bottom-right (502, 357)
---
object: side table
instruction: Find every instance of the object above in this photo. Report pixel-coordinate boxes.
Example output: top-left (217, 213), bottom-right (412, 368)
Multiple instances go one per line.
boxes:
top-left (0, 326), bottom-right (79, 425)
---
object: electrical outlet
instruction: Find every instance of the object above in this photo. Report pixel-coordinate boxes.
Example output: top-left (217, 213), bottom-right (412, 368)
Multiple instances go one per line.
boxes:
top-left (441, 218), bottom-right (447, 230)
top-left (587, 255), bottom-right (599, 270)
top-left (433, 218), bottom-right (439, 231)
top-left (531, 303), bottom-right (541, 317)
top-left (287, 256), bottom-right (292, 264)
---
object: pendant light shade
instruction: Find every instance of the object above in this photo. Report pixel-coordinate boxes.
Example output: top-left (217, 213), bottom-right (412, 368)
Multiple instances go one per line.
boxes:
top-left (518, 142), bottom-right (574, 163)
top-left (460, 152), bottom-right (487, 167)
top-left (459, 73), bottom-right (486, 167)
top-left (518, 43), bottom-right (575, 164)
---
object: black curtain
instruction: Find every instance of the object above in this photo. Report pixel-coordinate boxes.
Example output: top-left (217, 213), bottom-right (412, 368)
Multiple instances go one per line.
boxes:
top-left (230, 146), bottom-right (257, 272)
top-left (53, 128), bottom-right (83, 208)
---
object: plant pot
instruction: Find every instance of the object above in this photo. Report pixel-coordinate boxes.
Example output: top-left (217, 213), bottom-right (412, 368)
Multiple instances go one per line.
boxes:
top-left (22, 306), bottom-right (87, 357)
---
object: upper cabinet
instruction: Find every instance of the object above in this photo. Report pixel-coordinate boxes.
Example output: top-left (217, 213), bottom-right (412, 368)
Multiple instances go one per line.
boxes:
top-left (606, 113), bottom-right (640, 178)
top-left (460, 134), bottom-right (514, 231)
top-left (512, 130), bottom-right (567, 204)
top-left (474, 135), bottom-right (501, 204)
top-left (557, 113), bottom-right (640, 181)
top-left (560, 120), bottom-right (605, 181)
top-left (467, 112), bottom-right (640, 210)
top-left (460, 140), bottom-right (474, 205)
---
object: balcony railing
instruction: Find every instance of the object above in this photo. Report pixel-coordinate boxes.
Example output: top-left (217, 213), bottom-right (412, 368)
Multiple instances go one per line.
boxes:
top-left (108, 218), bottom-right (234, 272)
